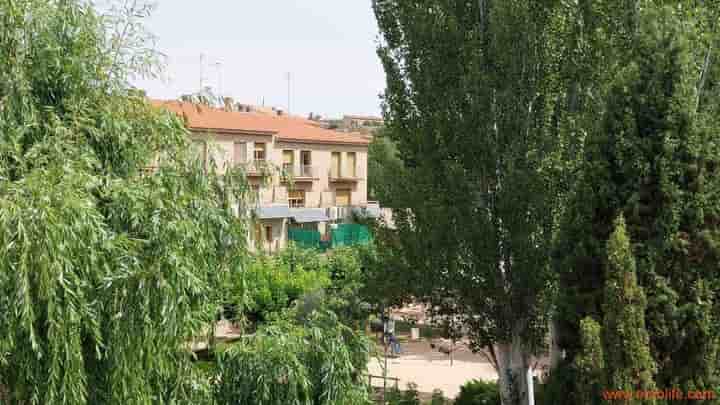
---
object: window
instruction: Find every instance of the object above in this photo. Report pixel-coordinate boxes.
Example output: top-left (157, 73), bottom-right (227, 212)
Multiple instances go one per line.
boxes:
top-left (331, 152), bottom-right (341, 178)
top-left (282, 150), bottom-right (294, 173)
top-left (346, 152), bottom-right (356, 177)
top-left (264, 225), bottom-right (273, 244)
top-left (336, 189), bottom-right (351, 206)
top-left (254, 142), bottom-right (266, 161)
top-left (288, 190), bottom-right (305, 208)
top-left (301, 151), bottom-right (312, 176)
top-left (233, 142), bottom-right (246, 165)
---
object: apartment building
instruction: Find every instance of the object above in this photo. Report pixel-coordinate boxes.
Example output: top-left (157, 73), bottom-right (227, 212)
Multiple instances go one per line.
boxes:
top-left (342, 114), bottom-right (384, 132)
top-left (315, 114), bottom-right (383, 137)
top-left (153, 100), bottom-right (374, 253)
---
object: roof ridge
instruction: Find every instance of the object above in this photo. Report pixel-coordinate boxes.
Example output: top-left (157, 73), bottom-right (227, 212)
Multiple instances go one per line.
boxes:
top-left (151, 99), bottom-right (370, 146)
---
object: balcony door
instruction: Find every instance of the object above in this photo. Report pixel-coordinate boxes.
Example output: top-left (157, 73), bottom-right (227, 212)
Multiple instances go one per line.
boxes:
top-left (233, 142), bottom-right (246, 166)
top-left (335, 189), bottom-right (351, 206)
top-left (301, 151), bottom-right (311, 177)
top-left (331, 152), bottom-right (341, 178)
top-left (254, 143), bottom-right (266, 161)
top-left (282, 150), bottom-right (294, 174)
top-left (346, 152), bottom-right (356, 177)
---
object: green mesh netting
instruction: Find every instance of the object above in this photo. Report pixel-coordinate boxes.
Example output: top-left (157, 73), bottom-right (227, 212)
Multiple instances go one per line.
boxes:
top-left (330, 224), bottom-right (372, 248)
top-left (288, 228), bottom-right (322, 250)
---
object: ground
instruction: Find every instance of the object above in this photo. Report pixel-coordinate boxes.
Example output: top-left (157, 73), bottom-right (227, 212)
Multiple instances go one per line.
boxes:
top-left (367, 340), bottom-right (498, 399)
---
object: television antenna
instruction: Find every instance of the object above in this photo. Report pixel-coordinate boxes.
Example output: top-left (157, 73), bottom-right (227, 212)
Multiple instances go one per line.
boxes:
top-left (213, 61), bottom-right (223, 96)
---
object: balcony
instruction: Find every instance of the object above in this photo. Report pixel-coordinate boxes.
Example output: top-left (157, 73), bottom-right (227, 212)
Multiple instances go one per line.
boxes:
top-left (281, 164), bottom-right (317, 183)
top-left (328, 169), bottom-right (360, 183)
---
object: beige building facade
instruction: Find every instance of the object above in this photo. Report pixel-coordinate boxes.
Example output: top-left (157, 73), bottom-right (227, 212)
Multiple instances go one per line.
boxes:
top-left (154, 100), bottom-right (373, 253)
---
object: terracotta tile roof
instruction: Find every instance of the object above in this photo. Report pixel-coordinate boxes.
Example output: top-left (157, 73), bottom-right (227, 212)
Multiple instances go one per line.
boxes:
top-left (153, 100), bottom-right (370, 146)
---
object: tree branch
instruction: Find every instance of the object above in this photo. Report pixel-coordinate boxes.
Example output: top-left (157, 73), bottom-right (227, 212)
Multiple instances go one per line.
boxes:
top-left (485, 345), bottom-right (500, 373)
top-left (697, 45), bottom-right (713, 111)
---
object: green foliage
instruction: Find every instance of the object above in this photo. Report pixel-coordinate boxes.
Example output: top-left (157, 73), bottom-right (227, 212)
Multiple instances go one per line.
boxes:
top-left (535, 363), bottom-right (577, 405)
top-left (367, 129), bottom-right (405, 206)
top-left (373, 1), bottom-right (576, 402)
top-left (355, 233), bottom-right (415, 312)
top-left (555, 3), bottom-right (720, 398)
top-left (454, 379), bottom-right (501, 405)
top-left (430, 389), bottom-right (446, 405)
top-left (229, 245), bottom-right (381, 330)
top-left (603, 216), bottom-right (656, 400)
top-left (385, 383), bottom-right (421, 405)
top-left (214, 311), bottom-right (371, 405)
top-left (0, 1), bottom-right (250, 404)
top-left (324, 247), bottom-right (371, 325)
top-left (573, 318), bottom-right (605, 405)
top-left (241, 254), bottom-right (330, 323)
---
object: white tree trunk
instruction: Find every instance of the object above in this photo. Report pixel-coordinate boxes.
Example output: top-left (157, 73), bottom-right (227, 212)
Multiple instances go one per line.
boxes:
top-left (494, 333), bottom-right (535, 405)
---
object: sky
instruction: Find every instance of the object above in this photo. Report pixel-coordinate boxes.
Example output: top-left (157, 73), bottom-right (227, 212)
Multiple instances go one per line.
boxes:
top-left (132, 1), bottom-right (386, 119)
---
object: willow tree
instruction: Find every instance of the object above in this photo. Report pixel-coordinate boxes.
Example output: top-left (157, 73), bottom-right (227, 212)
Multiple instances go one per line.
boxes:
top-left (373, 2), bottom-right (572, 404)
top-left (0, 1), bottom-right (249, 404)
top-left (555, 3), bottom-right (720, 400)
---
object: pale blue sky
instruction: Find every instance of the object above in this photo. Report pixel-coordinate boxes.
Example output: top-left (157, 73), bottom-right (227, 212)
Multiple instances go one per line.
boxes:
top-left (132, 1), bottom-right (385, 119)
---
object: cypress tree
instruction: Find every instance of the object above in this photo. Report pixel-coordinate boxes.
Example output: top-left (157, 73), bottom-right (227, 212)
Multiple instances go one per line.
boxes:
top-left (574, 317), bottom-right (605, 405)
top-left (603, 216), bottom-right (656, 403)
top-left (555, 5), bottom-right (720, 400)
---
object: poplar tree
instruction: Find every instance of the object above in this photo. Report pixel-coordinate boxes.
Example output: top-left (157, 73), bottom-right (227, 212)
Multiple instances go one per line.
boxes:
top-left (373, 1), bottom-right (569, 403)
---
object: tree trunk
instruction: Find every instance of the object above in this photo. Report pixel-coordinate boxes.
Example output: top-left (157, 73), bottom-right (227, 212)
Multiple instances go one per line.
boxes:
top-left (494, 334), bottom-right (535, 405)
top-left (549, 318), bottom-right (562, 370)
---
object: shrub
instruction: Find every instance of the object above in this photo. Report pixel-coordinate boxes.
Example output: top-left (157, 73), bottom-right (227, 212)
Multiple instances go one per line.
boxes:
top-left (240, 255), bottom-right (330, 323)
top-left (386, 382), bottom-right (421, 405)
top-left (431, 389), bottom-right (447, 404)
top-left (455, 379), bottom-right (501, 405)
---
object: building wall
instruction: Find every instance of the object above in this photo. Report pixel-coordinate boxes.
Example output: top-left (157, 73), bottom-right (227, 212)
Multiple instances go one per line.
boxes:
top-left (189, 131), bottom-right (368, 208)
top-left (190, 130), bottom-right (368, 253)
top-left (189, 131), bottom-right (273, 174)
top-left (260, 218), bottom-right (286, 254)
top-left (274, 141), bottom-right (368, 208)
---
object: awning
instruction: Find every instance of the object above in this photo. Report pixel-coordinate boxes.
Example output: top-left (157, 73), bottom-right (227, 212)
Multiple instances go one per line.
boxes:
top-left (291, 208), bottom-right (330, 223)
top-left (255, 205), bottom-right (291, 219)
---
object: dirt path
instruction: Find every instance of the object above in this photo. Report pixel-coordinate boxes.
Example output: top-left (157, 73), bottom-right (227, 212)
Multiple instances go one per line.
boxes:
top-left (367, 340), bottom-right (498, 399)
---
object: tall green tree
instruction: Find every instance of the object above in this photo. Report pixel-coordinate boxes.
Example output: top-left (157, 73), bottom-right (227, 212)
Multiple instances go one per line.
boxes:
top-left (367, 129), bottom-right (405, 207)
top-left (373, 1), bottom-right (572, 403)
top-left (0, 1), bottom-right (250, 403)
top-left (554, 4), bottom-right (720, 401)
top-left (603, 216), bottom-right (656, 404)
top-left (573, 318), bottom-right (605, 405)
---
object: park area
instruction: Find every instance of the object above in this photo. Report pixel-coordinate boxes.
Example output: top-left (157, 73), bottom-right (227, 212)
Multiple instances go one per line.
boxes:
top-left (368, 340), bottom-right (498, 398)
